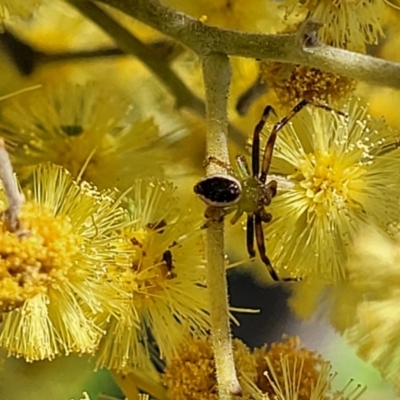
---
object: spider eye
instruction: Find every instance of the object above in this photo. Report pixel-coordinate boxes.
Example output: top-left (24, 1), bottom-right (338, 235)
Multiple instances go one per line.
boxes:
top-left (194, 174), bottom-right (242, 207)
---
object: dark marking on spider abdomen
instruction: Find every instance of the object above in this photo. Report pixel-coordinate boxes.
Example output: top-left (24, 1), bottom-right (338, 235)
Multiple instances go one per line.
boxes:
top-left (194, 174), bottom-right (242, 207)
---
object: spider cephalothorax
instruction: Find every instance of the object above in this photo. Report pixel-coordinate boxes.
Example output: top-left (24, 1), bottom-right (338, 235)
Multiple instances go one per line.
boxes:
top-left (195, 99), bottom-right (342, 281)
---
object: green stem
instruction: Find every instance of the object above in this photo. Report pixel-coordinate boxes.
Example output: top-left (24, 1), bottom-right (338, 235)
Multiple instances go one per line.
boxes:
top-left (202, 53), bottom-right (241, 399)
top-left (96, 0), bottom-right (400, 90)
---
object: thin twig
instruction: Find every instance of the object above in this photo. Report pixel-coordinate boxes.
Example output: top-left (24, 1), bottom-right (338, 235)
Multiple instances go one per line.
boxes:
top-left (1, 27), bottom-right (132, 74)
top-left (40, 47), bottom-right (125, 62)
top-left (97, 0), bottom-right (400, 90)
top-left (202, 53), bottom-right (241, 399)
top-left (67, 0), bottom-right (205, 111)
top-left (0, 138), bottom-right (24, 232)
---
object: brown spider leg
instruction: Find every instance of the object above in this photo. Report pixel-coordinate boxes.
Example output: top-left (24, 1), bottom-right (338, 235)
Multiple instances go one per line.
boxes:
top-left (260, 99), bottom-right (309, 183)
top-left (266, 179), bottom-right (278, 198)
top-left (255, 214), bottom-right (299, 281)
top-left (202, 205), bottom-right (236, 228)
top-left (246, 214), bottom-right (256, 258)
top-left (252, 105), bottom-right (277, 177)
top-left (259, 208), bottom-right (272, 223)
top-left (260, 100), bottom-right (347, 183)
top-left (307, 101), bottom-right (348, 118)
top-left (254, 213), bottom-right (279, 281)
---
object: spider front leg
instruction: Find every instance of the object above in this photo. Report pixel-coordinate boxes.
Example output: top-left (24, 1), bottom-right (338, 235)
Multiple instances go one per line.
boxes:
top-left (201, 205), bottom-right (239, 229)
top-left (229, 207), bottom-right (244, 225)
top-left (254, 213), bottom-right (279, 281)
top-left (260, 100), bottom-right (309, 183)
top-left (257, 179), bottom-right (276, 223)
top-left (259, 99), bottom-right (347, 183)
top-left (258, 208), bottom-right (272, 223)
top-left (246, 214), bottom-right (256, 258)
top-left (254, 214), bottom-right (300, 282)
top-left (266, 179), bottom-right (278, 198)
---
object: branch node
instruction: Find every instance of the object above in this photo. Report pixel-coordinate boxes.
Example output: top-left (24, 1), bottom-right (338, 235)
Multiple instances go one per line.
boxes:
top-left (297, 19), bottom-right (323, 48)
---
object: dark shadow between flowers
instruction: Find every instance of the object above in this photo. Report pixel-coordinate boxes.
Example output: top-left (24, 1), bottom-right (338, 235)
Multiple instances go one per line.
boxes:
top-left (227, 268), bottom-right (294, 347)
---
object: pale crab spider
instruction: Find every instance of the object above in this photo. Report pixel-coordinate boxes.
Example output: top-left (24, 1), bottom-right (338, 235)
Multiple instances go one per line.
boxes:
top-left (194, 99), bottom-right (343, 281)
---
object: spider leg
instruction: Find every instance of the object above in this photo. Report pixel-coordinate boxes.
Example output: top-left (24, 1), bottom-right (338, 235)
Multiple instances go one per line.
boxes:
top-left (230, 208), bottom-right (244, 225)
top-left (265, 179), bottom-right (278, 198)
top-left (252, 105), bottom-right (277, 177)
top-left (255, 213), bottom-right (301, 282)
top-left (246, 214), bottom-right (256, 258)
top-left (259, 208), bottom-right (272, 223)
top-left (308, 101), bottom-right (348, 118)
top-left (260, 99), bottom-right (309, 183)
top-left (254, 213), bottom-right (280, 281)
top-left (259, 100), bottom-right (347, 183)
top-left (202, 206), bottom-right (236, 228)
top-left (235, 155), bottom-right (250, 179)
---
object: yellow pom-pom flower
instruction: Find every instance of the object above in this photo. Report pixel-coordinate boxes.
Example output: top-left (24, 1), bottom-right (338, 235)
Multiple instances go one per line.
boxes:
top-left (288, 226), bottom-right (400, 389)
top-left (162, 335), bottom-right (365, 400)
top-left (96, 179), bottom-right (210, 372)
top-left (0, 83), bottom-right (164, 190)
top-left (242, 336), bottom-right (365, 400)
top-left (338, 227), bottom-right (400, 387)
top-left (283, 0), bottom-right (385, 52)
top-left (259, 62), bottom-right (356, 109)
top-left (0, 164), bottom-right (127, 361)
top-left (259, 98), bottom-right (400, 281)
top-left (162, 337), bottom-right (256, 400)
top-left (253, 336), bottom-right (325, 399)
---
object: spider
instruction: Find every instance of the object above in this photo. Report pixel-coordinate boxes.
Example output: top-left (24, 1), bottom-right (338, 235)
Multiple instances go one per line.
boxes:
top-left (194, 99), bottom-right (343, 281)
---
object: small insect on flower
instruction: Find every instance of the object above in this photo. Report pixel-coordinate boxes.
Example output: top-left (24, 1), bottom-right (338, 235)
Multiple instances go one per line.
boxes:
top-left (194, 100), bottom-right (344, 282)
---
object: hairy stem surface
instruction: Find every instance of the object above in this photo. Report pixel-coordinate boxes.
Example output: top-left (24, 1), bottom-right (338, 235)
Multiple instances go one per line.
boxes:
top-left (202, 53), bottom-right (241, 399)
top-left (97, 0), bottom-right (400, 89)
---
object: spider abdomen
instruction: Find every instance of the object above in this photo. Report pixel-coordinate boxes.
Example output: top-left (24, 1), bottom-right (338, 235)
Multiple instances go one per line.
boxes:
top-left (193, 174), bottom-right (242, 207)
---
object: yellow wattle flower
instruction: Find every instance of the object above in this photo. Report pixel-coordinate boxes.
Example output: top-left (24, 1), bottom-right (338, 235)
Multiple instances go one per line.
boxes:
top-left (0, 164), bottom-right (127, 361)
top-left (0, 201), bottom-right (81, 312)
top-left (0, 83), bottom-right (164, 190)
top-left (259, 62), bottom-right (356, 109)
top-left (339, 227), bottom-right (400, 388)
top-left (162, 335), bottom-right (366, 400)
top-left (288, 226), bottom-right (400, 389)
top-left (96, 179), bottom-right (211, 372)
top-left (247, 336), bottom-right (365, 400)
top-left (259, 98), bottom-right (400, 282)
top-left (283, 0), bottom-right (385, 52)
top-left (163, 337), bottom-right (256, 400)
